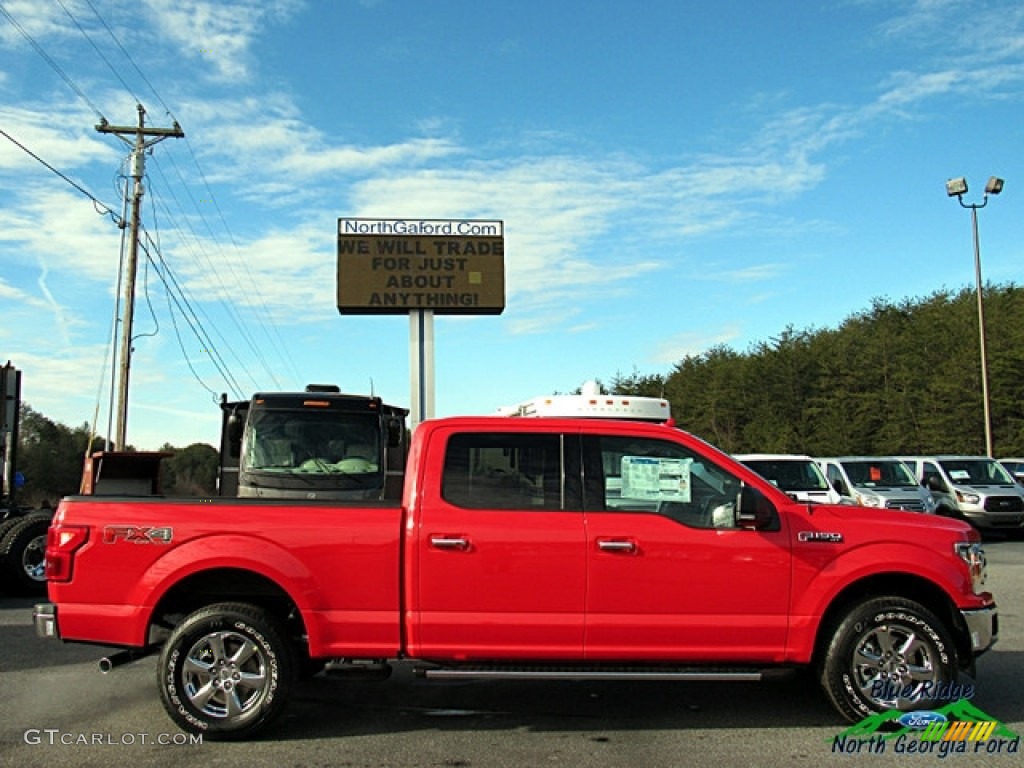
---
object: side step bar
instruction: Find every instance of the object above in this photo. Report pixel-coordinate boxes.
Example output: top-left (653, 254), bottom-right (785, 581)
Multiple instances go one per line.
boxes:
top-left (417, 666), bottom-right (791, 682)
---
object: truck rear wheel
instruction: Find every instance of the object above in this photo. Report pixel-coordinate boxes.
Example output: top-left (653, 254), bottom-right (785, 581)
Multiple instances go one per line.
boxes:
top-left (820, 596), bottom-right (958, 723)
top-left (0, 513), bottom-right (52, 596)
top-left (157, 602), bottom-right (295, 739)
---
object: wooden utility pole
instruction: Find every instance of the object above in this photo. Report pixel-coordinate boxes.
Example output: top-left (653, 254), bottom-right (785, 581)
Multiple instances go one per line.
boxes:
top-left (96, 104), bottom-right (183, 450)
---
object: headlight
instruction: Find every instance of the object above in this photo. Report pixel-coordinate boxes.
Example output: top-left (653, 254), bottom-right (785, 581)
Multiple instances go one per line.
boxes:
top-left (955, 541), bottom-right (987, 594)
top-left (924, 495), bottom-right (937, 512)
top-left (856, 493), bottom-right (883, 508)
top-left (956, 490), bottom-right (981, 504)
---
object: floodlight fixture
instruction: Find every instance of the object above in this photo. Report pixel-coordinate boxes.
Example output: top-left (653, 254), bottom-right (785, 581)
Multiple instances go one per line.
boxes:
top-left (985, 176), bottom-right (1004, 195)
top-left (946, 177), bottom-right (968, 197)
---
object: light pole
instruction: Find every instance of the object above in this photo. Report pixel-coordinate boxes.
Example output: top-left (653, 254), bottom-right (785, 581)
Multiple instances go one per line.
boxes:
top-left (945, 176), bottom-right (1004, 457)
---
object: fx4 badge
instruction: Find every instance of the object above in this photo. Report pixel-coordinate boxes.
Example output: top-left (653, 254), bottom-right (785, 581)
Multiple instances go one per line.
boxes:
top-left (798, 531), bottom-right (843, 543)
top-left (103, 525), bottom-right (173, 544)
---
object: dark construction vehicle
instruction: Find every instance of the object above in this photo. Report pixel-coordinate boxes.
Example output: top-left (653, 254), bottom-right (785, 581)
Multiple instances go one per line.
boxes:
top-left (1, 361), bottom-right (52, 596)
top-left (217, 385), bottom-right (409, 501)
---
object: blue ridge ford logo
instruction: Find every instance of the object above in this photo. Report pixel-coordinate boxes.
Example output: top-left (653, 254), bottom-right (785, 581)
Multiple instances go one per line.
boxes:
top-left (898, 711), bottom-right (948, 730)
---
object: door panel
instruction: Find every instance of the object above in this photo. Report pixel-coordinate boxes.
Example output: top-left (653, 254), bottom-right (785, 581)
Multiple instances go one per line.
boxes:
top-left (410, 430), bottom-right (586, 660)
top-left (581, 434), bottom-right (791, 662)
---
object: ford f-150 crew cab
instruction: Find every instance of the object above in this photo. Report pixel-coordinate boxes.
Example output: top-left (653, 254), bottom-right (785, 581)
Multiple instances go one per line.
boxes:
top-left (34, 416), bottom-right (997, 739)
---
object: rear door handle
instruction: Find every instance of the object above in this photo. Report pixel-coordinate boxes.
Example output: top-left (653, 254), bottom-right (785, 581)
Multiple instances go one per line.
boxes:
top-left (430, 536), bottom-right (471, 551)
top-left (597, 539), bottom-right (637, 554)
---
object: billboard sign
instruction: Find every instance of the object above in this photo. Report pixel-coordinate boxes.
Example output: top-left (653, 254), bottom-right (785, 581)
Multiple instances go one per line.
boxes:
top-left (337, 218), bottom-right (505, 315)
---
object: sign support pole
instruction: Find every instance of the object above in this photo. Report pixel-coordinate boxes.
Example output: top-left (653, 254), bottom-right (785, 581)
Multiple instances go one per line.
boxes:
top-left (409, 309), bottom-right (435, 429)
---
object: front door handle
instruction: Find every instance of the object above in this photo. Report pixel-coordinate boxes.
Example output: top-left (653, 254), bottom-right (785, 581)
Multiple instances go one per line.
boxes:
top-left (430, 536), bottom-right (471, 551)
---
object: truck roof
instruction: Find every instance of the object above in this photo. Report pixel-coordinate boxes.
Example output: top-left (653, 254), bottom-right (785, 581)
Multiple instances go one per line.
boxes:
top-left (497, 381), bottom-right (670, 422)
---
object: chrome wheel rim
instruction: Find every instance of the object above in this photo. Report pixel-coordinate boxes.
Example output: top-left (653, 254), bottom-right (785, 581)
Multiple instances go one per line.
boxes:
top-left (182, 630), bottom-right (269, 719)
top-left (852, 621), bottom-right (939, 708)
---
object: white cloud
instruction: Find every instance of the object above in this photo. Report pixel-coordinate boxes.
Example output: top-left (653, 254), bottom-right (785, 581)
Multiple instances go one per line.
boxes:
top-left (142, 0), bottom-right (305, 83)
top-left (653, 326), bottom-right (743, 365)
top-left (0, 106), bottom-right (118, 172)
top-left (0, 187), bottom-right (125, 282)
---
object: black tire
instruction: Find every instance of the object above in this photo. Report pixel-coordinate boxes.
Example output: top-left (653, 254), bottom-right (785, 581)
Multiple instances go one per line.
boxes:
top-left (157, 602), bottom-right (295, 740)
top-left (819, 596), bottom-right (958, 723)
top-left (0, 514), bottom-right (52, 596)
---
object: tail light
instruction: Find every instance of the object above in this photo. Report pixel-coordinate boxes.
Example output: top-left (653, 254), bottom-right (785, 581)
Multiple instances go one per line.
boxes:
top-left (45, 525), bottom-right (89, 582)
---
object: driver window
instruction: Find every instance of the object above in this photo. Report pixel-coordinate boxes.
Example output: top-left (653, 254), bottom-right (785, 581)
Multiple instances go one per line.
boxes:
top-left (584, 435), bottom-right (741, 529)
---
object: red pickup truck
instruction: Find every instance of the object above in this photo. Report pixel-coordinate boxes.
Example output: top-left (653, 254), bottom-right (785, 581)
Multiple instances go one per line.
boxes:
top-left (35, 416), bottom-right (997, 739)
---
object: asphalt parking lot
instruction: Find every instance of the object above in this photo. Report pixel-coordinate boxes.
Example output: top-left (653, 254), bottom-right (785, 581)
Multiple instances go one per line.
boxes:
top-left (1, 539), bottom-right (1021, 768)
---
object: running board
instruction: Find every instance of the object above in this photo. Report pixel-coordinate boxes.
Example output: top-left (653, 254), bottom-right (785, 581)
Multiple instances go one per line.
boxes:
top-left (417, 665), bottom-right (788, 682)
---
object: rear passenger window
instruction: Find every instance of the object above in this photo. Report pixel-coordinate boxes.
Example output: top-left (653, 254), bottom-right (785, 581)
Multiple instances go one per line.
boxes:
top-left (442, 433), bottom-right (575, 511)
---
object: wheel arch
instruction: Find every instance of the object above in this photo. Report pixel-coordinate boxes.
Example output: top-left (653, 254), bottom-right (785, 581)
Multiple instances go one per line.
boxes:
top-left (146, 567), bottom-right (306, 648)
top-left (811, 573), bottom-right (971, 672)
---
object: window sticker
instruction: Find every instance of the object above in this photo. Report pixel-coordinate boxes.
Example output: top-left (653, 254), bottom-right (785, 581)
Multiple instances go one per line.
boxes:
top-left (949, 470), bottom-right (971, 482)
top-left (621, 456), bottom-right (692, 502)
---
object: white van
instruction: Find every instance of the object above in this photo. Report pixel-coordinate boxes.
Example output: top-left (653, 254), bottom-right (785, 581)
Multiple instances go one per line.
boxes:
top-left (901, 455), bottom-right (1024, 530)
top-left (816, 457), bottom-right (936, 513)
top-left (734, 454), bottom-right (842, 504)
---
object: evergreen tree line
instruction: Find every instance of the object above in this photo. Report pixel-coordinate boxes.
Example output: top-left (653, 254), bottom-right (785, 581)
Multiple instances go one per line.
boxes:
top-left (610, 284), bottom-right (1024, 458)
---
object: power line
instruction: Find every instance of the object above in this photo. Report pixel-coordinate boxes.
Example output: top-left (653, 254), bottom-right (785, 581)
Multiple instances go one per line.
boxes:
top-left (145, 157), bottom-right (268, 390)
top-left (0, 2), bottom-right (106, 121)
top-left (149, 152), bottom-right (285, 390)
top-left (55, 0), bottom-right (140, 104)
top-left (84, 0), bottom-right (174, 120)
top-left (0, 128), bottom-right (121, 225)
top-left (142, 185), bottom-right (245, 399)
top-left (177, 140), bottom-right (304, 386)
top-left (138, 229), bottom-right (244, 400)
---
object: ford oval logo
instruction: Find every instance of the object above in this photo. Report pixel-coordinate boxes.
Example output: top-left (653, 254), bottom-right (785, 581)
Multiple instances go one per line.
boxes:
top-left (898, 711), bottom-right (947, 730)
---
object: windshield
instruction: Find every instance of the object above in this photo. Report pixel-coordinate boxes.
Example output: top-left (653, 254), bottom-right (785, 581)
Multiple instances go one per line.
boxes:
top-left (841, 460), bottom-right (917, 488)
top-left (241, 409), bottom-right (381, 481)
top-left (939, 458), bottom-right (1015, 486)
top-left (742, 459), bottom-right (831, 492)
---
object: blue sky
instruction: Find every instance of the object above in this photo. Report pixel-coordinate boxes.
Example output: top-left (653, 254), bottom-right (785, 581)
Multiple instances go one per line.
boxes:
top-left (1, 0), bottom-right (1022, 451)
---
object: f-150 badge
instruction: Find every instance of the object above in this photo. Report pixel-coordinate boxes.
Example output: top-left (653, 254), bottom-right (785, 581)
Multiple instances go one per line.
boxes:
top-left (798, 531), bottom-right (843, 543)
top-left (103, 525), bottom-right (173, 544)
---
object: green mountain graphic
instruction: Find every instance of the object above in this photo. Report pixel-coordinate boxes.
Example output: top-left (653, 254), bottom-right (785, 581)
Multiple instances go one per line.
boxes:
top-left (833, 699), bottom-right (1020, 741)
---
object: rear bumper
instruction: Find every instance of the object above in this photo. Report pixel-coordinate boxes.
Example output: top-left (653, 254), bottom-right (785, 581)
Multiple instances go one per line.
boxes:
top-left (34, 602), bottom-right (58, 639)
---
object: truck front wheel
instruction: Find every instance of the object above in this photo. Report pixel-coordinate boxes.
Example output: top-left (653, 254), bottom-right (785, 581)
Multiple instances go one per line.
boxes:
top-left (157, 602), bottom-right (295, 739)
top-left (820, 596), bottom-right (958, 723)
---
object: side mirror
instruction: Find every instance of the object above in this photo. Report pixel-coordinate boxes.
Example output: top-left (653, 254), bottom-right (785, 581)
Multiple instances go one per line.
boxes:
top-left (736, 485), bottom-right (780, 531)
top-left (226, 408), bottom-right (244, 458)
